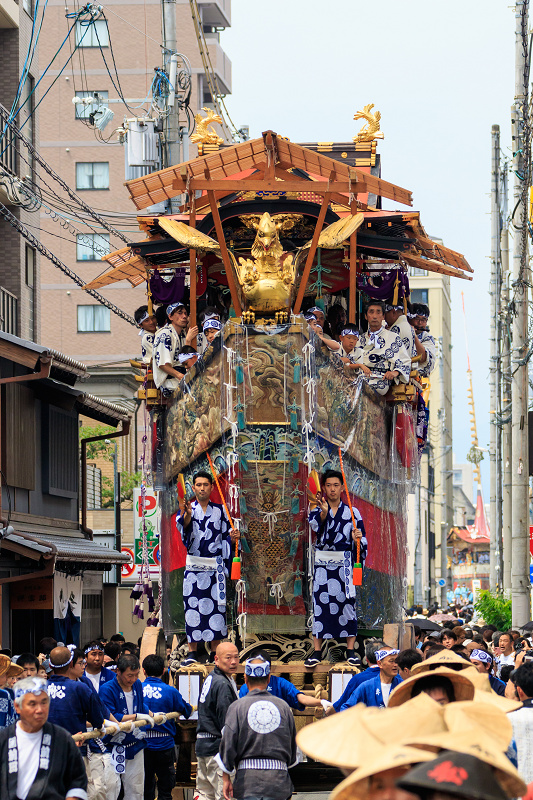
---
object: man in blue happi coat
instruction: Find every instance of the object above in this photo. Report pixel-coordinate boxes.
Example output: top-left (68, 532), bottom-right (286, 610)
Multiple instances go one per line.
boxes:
top-left (100, 654), bottom-right (154, 800)
top-left (306, 469), bottom-right (367, 668)
top-left (331, 640), bottom-right (385, 712)
top-left (83, 642), bottom-right (116, 694)
top-left (142, 654), bottom-right (192, 800)
top-left (238, 652), bottom-right (331, 712)
top-left (0, 654), bottom-right (17, 729)
top-left (176, 471), bottom-right (239, 667)
top-left (340, 647), bottom-right (402, 710)
top-left (469, 649), bottom-right (506, 696)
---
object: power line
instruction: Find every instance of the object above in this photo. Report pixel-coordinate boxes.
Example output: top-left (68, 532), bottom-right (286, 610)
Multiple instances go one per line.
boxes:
top-left (0, 201), bottom-right (135, 326)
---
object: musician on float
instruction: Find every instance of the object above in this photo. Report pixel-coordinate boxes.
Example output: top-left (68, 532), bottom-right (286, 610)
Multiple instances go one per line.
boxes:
top-left (305, 470), bottom-right (367, 668)
top-left (176, 472), bottom-right (239, 667)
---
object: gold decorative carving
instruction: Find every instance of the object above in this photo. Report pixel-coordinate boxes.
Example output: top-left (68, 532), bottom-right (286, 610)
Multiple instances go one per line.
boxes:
top-left (353, 103), bottom-right (384, 143)
top-left (190, 107), bottom-right (224, 151)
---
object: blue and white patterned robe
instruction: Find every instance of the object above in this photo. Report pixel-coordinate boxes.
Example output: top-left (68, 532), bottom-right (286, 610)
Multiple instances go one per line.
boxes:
top-left (141, 331), bottom-right (155, 365)
top-left (352, 327), bottom-right (411, 395)
top-left (0, 688), bottom-right (16, 729)
top-left (390, 314), bottom-right (416, 359)
top-left (152, 324), bottom-right (186, 392)
top-left (176, 501), bottom-right (232, 643)
top-left (308, 501), bottom-right (367, 640)
top-left (418, 330), bottom-right (437, 377)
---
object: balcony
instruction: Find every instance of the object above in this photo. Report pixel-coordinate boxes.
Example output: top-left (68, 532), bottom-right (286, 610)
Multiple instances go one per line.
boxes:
top-left (0, 286), bottom-right (18, 335)
top-left (0, 0), bottom-right (18, 28)
top-left (197, 0), bottom-right (230, 28)
top-left (206, 40), bottom-right (232, 95)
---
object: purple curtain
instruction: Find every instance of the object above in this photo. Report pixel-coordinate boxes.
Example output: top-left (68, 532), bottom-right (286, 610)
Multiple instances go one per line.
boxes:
top-left (357, 271), bottom-right (410, 301)
top-left (150, 270), bottom-right (186, 305)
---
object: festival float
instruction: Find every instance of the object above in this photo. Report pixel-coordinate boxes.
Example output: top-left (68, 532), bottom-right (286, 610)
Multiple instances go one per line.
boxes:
top-left (83, 108), bottom-right (473, 782)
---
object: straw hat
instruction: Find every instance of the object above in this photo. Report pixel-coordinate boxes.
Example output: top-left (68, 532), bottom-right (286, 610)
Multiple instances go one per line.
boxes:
top-left (296, 694), bottom-right (447, 770)
top-left (441, 700), bottom-right (513, 750)
top-left (397, 749), bottom-right (519, 800)
top-left (330, 745), bottom-right (436, 800)
top-left (0, 654), bottom-right (12, 677)
top-left (411, 650), bottom-right (473, 676)
top-left (388, 667), bottom-right (475, 708)
top-left (6, 663), bottom-right (24, 680)
top-left (296, 703), bottom-right (383, 769)
top-left (403, 733), bottom-right (526, 798)
top-left (462, 667), bottom-right (522, 712)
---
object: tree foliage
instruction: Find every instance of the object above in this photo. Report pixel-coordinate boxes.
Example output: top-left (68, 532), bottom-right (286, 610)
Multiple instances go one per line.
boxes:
top-left (101, 471), bottom-right (142, 507)
top-left (79, 424), bottom-right (116, 461)
top-left (474, 590), bottom-right (512, 630)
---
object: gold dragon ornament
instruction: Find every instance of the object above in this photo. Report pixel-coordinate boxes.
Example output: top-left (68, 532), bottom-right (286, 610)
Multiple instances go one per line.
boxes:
top-left (158, 212), bottom-right (364, 322)
top-left (190, 108), bottom-right (224, 153)
top-left (353, 104), bottom-right (384, 143)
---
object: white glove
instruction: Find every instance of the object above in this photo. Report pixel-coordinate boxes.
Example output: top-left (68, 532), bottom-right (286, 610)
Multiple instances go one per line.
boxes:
top-left (153, 713), bottom-right (167, 725)
top-left (102, 720), bottom-right (118, 735)
top-left (320, 699), bottom-right (333, 711)
top-left (136, 713), bottom-right (155, 727)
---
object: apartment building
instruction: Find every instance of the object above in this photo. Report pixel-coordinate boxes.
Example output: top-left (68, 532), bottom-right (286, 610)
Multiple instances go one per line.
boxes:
top-left (39, 0), bottom-right (232, 367)
top-left (0, 0), bottom-right (41, 342)
top-left (406, 263), bottom-right (454, 608)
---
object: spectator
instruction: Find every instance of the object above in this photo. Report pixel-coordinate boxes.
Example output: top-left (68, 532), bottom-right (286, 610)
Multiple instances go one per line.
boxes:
top-left (15, 653), bottom-right (39, 678)
top-left (508, 663), bottom-right (533, 782)
top-left (216, 656), bottom-right (297, 800)
top-left (103, 642), bottom-right (121, 672)
top-left (142, 654), bottom-right (192, 800)
top-left (440, 630), bottom-right (457, 649)
top-left (388, 669), bottom-right (475, 708)
top-left (422, 643), bottom-right (445, 660)
top-left (0, 676), bottom-right (87, 800)
top-left (109, 634), bottom-right (126, 645)
top-left (498, 633), bottom-right (516, 675)
top-left (38, 637), bottom-right (57, 657)
top-left (100, 655), bottom-right (153, 800)
top-left (0, 654), bottom-right (17, 728)
top-left (83, 642), bottom-right (115, 694)
top-left (121, 643), bottom-right (139, 657)
top-left (396, 649), bottom-right (423, 681)
top-left (452, 626), bottom-right (467, 645)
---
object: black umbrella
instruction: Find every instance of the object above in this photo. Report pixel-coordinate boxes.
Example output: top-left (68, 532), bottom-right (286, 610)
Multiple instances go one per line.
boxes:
top-left (404, 618), bottom-right (441, 632)
top-left (521, 621), bottom-right (533, 631)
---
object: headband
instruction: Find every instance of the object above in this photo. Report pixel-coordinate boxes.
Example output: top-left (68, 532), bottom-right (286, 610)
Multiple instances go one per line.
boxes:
top-left (137, 310), bottom-right (150, 326)
top-left (470, 649), bottom-right (492, 665)
top-left (304, 313), bottom-right (317, 321)
top-left (341, 328), bottom-right (359, 337)
top-left (308, 306), bottom-right (323, 314)
top-left (167, 303), bottom-right (186, 316)
top-left (203, 319), bottom-right (221, 332)
top-left (178, 352), bottom-right (196, 364)
top-left (407, 311), bottom-right (416, 319)
top-left (385, 304), bottom-right (403, 312)
top-left (203, 313), bottom-right (219, 322)
top-left (375, 648), bottom-right (399, 662)
top-left (84, 644), bottom-right (104, 655)
top-left (49, 651), bottom-right (73, 669)
top-left (245, 656), bottom-right (271, 677)
top-left (417, 313), bottom-right (429, 319)
top-left (14, 677), bottom-right (48, 701)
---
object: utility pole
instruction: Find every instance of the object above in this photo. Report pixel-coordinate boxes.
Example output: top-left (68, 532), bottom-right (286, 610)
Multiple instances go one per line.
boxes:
top-left (162, 0), bottom-right (181, 209)
top-left (501, 225), bottom-right (512, 594)
top-left (511, 0), bottom-right (530, 627)
top-left (489, 124), bottom-right (501, 592)
top-left (414, 483), bottom-right (422, 604)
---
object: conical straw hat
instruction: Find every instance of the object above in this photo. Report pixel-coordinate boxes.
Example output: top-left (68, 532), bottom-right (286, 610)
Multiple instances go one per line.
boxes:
top-left (463, 667), bottom-right (523, 712)
top-left (296, 693), bottom-right (446, 770)
top-left (330, 745), bottom-right (436, 800)
top-left (411, 650), bottom-right (473, 675)
top-left (0, 654), bottom-right (11, 677)
top-left (388, 667), bottom-right (475, 708)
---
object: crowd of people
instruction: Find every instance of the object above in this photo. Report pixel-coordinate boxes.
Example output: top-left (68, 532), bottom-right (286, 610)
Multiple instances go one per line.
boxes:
top-left (134, 297), bottom-right (436, 398)
top-left (2, 624), bottom-right (533, 800)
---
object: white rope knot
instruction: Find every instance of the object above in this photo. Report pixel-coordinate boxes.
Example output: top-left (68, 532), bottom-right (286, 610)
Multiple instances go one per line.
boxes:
top-left (223, 417), bottom-right (239, 443)
top-left (269, 582), bottom-right (284, 608)
top-left (236, 613), bottom-right (247, 646)
top-left (262, 511), bottom-right (278, 539)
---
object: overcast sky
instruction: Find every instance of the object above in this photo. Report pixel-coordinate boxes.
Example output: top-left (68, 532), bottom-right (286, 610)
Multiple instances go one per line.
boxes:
top-left (223, 0), bottom-right (515, 498)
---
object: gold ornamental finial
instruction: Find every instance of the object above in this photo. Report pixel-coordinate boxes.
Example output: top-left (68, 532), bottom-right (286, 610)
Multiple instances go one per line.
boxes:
top-left (190, 107), bottom-right (224, 154)
top-left (353, 104), bottom-right (384, 143)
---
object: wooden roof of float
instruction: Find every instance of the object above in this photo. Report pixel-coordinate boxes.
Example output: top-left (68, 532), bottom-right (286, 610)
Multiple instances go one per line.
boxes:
top-left (83, 130), bottom-right (473, 299)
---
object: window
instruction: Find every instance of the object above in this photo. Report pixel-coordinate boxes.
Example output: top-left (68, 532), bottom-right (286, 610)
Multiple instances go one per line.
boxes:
top-left (75, 19), bottom-right (109, 47)
top-left (409, 266), bottom-right (427, 278)
top-left (77, 305), bottom-right (111, 332)
top-left (25, 246), bottom-right (36, 341)
top-left (410, 289), bottom-right (429, 305)
top-left (42, 406), bottom-right (78, 497)
top-left (76, 162), bottom-right (109, 190)
top-left (75, 91), bottom-right (108, 120)
top-left (22, 0), bottom-right (32, 15)
top-left (76, 232), bottom-right (110, 261)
